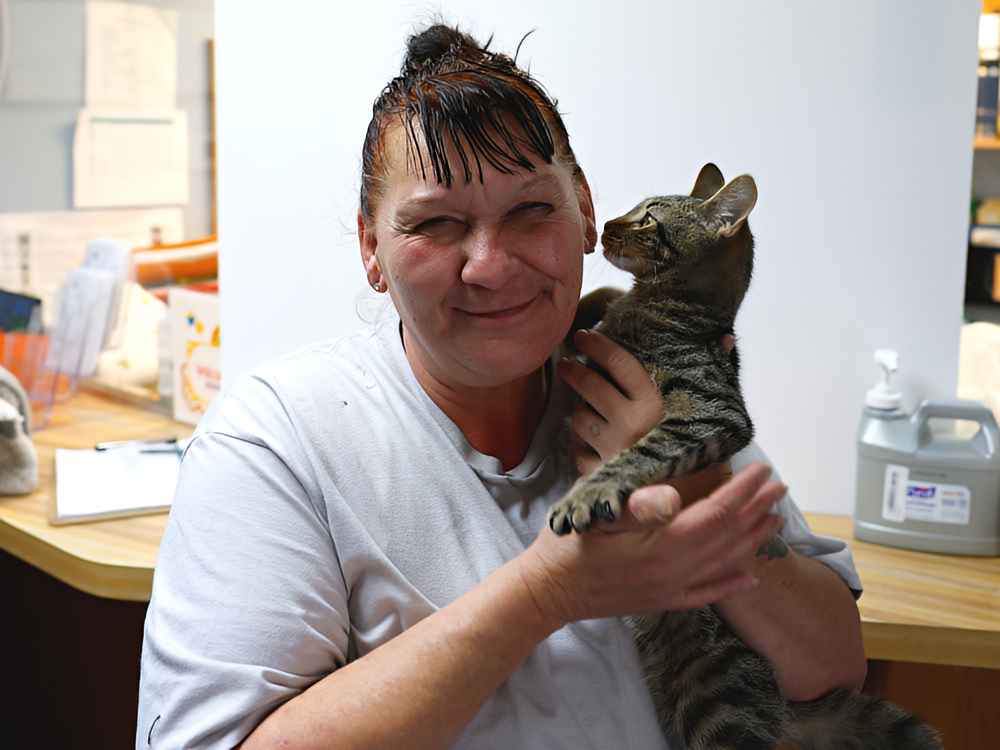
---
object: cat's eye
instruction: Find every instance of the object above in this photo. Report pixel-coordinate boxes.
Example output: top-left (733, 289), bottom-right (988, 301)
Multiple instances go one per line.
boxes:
top-left (643, 212), bottom-right (673, 249)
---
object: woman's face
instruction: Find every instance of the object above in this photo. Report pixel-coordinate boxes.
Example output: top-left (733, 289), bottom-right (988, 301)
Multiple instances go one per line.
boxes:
top-left (360, 126), bottom-right (596, 389)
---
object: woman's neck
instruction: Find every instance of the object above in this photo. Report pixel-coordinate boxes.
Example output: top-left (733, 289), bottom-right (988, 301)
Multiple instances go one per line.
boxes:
top-left (401, 327), bottom-right (549, 472)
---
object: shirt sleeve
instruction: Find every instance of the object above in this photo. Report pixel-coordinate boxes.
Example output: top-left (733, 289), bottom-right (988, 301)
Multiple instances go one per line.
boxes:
top-left (136, 387), bottom-right (351, 748)
top-left (730, 441), bottom-right (864, 599)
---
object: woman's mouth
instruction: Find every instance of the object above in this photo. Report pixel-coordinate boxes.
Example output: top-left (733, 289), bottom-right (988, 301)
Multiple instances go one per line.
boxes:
top-left (460, 294), bottom-right (539, 320)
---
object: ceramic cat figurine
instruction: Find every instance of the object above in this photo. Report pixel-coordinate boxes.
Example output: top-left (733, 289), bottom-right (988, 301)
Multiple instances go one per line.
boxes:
top-left (547, 164), bottom-right (941, 749)
top-left (0, 365), bottom-right (38, 495)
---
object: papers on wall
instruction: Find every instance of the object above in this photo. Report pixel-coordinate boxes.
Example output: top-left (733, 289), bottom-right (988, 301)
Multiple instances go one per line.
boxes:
top-left (85, 1), bottom-right (178, 110)
top-left (169, 287), bottom-right (220, 424)
top-left (78, 2), bottom-right (188, 209)
top-left (53, 440), bottom-right (189, 525)
top-left (73, 108), bottom-right (190, 208)
top-left (0, 208), bottom-right (183, 327)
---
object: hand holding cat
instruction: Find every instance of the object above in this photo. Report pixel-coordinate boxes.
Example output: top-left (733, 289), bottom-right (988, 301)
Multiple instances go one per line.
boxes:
top-left (521, 462), bottom-right (785, 625)
top-left (558, 328), bottom-right (735, 504)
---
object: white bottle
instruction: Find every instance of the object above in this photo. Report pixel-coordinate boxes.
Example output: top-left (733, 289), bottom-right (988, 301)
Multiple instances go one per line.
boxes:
top-left (854, 349), bottom-right (1000, 555)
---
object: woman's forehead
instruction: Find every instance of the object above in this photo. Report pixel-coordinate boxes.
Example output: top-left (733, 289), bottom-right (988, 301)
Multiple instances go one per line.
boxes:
top-left (379, 120), bottom-right (573, 206)
top-left (392, 170), bottom-right (568, 212)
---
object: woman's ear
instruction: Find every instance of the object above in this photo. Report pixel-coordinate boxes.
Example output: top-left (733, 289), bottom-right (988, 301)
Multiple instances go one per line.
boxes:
top-left (575, 174), bottom-right (598, 251)
top-left (358, 209), bottom-right (377, 271)
top-left (358, 210), bottom-right (386, 291)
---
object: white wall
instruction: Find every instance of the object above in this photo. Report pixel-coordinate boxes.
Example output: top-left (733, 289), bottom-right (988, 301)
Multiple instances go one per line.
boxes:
top-left (216, 1), bottom-right (979, 514)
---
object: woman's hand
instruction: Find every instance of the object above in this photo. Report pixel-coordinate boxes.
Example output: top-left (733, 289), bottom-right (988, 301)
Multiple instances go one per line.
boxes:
top-left (520, 463), bottom-right (786, 626)
top-left (557, 328), bottom-right (736, 505)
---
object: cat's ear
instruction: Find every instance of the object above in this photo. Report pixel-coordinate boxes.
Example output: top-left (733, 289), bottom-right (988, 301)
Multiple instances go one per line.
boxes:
top-left (690, 163), bottom-right (725, 200)
top-left (700, 175), bottom-right (757, 238)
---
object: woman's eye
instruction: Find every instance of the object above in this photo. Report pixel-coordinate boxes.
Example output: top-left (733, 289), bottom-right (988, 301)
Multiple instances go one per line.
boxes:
top-left (514, 202), bottom-right (552, 212)
top-left (414, 217), bottom-right (462, 233)
top-left (511, 202), bottom-right (554, 217)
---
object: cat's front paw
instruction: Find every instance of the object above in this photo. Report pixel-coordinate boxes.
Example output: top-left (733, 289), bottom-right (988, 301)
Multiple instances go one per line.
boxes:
top-left (547, 478), bottom-right (625, 535)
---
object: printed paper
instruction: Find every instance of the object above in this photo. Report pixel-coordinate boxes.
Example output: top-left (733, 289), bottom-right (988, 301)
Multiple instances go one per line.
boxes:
top-left (85, 1), bottom-right (178, 110)
top-left (73, 108), bottom-right (190, 208)
top-left (169, 288), bottom-right (220, 425)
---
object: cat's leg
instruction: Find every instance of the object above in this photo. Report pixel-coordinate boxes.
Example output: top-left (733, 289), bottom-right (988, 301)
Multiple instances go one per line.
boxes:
top-left (630, 608), bottom-right (789, 750)
top-left (785, 690), bottom-right (942, 750)
top-left (547, 393), bottom-right (752, 534)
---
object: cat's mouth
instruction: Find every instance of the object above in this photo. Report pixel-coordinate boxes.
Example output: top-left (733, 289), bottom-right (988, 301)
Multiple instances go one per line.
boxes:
top-left (604, 249), bottom-right (646, 275)
top-left (602, 235), bottom-right (654, 275)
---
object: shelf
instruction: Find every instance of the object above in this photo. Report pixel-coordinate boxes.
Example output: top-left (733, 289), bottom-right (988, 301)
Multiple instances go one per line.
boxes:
top-left (975, 135), bottom-right (1000, 150)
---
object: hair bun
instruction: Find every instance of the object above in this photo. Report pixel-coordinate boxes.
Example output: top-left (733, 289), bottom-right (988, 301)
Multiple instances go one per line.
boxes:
top-left (403, 24), bottom-right (482, 74)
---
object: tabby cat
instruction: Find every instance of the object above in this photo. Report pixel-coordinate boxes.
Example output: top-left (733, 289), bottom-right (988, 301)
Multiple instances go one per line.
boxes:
top-left (546, 164), bottom-right (941, 750)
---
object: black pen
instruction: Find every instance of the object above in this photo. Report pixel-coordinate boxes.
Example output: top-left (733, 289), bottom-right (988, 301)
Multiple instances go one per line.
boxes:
top-left (95, 437), bottom-right (180, 451)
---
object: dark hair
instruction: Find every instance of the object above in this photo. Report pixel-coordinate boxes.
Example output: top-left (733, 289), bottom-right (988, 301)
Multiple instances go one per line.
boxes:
top-left (359, 24), bottom-right (582, 221)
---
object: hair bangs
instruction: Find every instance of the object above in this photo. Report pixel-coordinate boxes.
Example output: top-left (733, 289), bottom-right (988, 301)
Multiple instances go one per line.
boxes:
top-left (360, 24), bottom-right (581, 221)
top-left (400, 69), bottom-right (558, 188)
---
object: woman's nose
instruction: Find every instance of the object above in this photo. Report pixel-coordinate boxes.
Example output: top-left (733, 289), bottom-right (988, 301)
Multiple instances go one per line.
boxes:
top-left (460, 226), bottom-right (519, 289)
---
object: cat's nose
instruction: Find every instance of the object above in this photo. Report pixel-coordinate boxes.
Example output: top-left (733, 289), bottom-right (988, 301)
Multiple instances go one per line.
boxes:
top-left (603, 216), bottom-right (630, 231)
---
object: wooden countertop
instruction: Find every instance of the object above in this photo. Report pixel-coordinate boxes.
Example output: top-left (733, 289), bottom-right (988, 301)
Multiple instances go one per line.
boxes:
top-left (1, 391), bottom-right (998, 668)
top-left (807, 513), bottom-right (1000, 669)
top-left (0, 390), bottom-right (186, 602)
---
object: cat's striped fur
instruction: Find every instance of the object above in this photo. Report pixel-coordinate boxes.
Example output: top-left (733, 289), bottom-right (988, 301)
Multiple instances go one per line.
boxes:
top-left (546, 164), bottom-right (942, 749)
top-left (628, 606), bottom-right (940, 750)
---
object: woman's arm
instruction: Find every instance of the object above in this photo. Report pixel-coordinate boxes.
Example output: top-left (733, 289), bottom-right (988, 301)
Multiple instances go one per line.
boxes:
top-left (240, 557), bottom-right (558, 750)
top-left (242, 465), bottom-right (784, 750)
top-left (713, 544), bottom-right (867, 700)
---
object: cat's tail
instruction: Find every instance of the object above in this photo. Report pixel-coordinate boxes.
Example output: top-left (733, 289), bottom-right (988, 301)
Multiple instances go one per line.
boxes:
top-left (785, 688), bottom-right (942, 750)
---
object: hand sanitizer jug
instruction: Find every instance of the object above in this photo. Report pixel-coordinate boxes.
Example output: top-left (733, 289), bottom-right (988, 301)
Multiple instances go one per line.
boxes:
top-left (853, 349), bottom-right (1000, 555)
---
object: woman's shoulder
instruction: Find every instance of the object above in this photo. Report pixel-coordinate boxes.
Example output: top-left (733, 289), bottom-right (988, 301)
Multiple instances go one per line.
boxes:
top-left (730, 440), bottom-right (775, 473)
top-left (195, 319), bottom-right (401, 449)
top-left (257, 322), bottom-right (392, 388)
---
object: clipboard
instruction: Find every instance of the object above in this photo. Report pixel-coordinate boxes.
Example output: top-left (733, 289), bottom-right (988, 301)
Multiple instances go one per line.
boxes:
top-left (51, 439), bottom-right (189, 525)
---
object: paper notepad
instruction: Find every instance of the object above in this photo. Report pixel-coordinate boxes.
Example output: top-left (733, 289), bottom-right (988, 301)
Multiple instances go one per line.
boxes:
top-left (53, 442), bottom-right (188, 525)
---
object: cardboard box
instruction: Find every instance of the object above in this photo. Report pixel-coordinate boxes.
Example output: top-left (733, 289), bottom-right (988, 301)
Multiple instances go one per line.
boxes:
top-left (168, 288), bottom-right (220, 425)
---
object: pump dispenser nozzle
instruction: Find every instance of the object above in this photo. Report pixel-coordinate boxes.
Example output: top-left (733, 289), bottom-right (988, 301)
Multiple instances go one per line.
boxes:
top-left (866, 349), bottom-right (903, 410)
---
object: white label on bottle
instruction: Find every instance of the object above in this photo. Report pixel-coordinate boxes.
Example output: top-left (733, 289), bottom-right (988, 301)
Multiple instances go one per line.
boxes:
top-left (903, 482), bottom-right (972, 525)
top-left (882, 464), bottom-right (908, 522)
top-left (881, 465), bottom-right (972, 526)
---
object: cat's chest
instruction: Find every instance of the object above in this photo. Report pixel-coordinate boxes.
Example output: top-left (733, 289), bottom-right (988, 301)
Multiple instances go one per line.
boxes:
top-left (596, 300), bottom-right (732, 389)
top-left (597, 305), bottom-right (680, 367)
top-left (598, 304), bottom-right (661, 351)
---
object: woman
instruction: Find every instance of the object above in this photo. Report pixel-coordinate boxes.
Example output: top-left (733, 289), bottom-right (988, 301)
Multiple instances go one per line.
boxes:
top-left (136, 24), bottom-right (865, 749)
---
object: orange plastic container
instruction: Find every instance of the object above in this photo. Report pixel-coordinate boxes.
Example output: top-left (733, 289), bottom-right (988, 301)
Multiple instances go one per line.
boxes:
top-left (0, 332), bottom-right (78, 429)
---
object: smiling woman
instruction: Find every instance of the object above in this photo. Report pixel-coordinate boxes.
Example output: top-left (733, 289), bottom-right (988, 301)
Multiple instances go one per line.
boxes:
top-left (363, 134), bottom-right (592, 389)
top-left (136, 21), bottom-right (865, 750)
top-left (357, 40), bottom-right (596, 397)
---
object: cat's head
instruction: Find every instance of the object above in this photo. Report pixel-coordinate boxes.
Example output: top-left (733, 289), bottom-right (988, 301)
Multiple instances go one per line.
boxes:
top-left (600, 164), bottom-right (757, 291)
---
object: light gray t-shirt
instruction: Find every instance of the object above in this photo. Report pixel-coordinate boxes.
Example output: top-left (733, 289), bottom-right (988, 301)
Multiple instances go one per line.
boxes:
top-left (136, 314), bottom-right (863, 749)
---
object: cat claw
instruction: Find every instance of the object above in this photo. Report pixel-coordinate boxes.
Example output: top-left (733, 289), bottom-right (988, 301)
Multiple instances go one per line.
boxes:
top-left (547, 481), bottom-right (624, 535)
top-left (551, 514), bottom-right (572, 535)
top-left (548, 506), bottom-right (590, 535)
